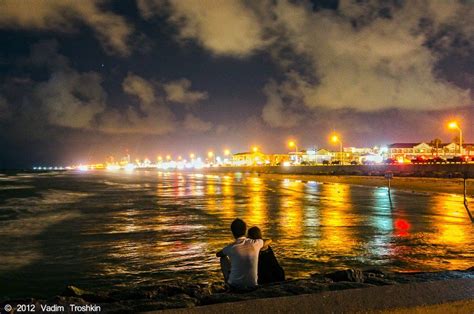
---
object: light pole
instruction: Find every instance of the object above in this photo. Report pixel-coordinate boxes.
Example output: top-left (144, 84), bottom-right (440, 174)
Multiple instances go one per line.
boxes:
top-left (288, 140), bottom-right (298, 164)
top-left (331, 135), bottom-right (343, 165)
top-left (288, 141), bottom-right (298, 153)
top-left (208, 151), bottom-right (215, 164)
top-left (448, 121), bottom-right (463, 155)
top-left (251, 146), bottom-right (260, 165)
top-left (223, 149), bottom-right (231, 165)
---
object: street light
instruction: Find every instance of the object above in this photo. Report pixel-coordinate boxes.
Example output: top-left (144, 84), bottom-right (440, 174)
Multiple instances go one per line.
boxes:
top-left (166, 155), bottom-right (171, 161)
top-left (288, 140), bottom-right (298, 164)
top-left (252, 146), bottom-right (258, 153)
top-left (288, 140), bottom-right (298, 153)
top-left (208, 151), bottom-right (215, 164)
top-left (331, 134), bottom-right (343, 165)
top-left (190, 153), bottom-right (195, 160)
top-left (224, 149), bottom-right (231, 156)
top-left (448, 121), bottom-right (463, 155)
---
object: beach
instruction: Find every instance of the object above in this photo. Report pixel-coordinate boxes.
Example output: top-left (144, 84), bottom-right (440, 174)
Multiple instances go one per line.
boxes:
top-left (255, 173), bottom-right (474, 196)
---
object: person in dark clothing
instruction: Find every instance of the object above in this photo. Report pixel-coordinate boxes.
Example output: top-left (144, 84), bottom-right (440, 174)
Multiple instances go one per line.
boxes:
top-left (247, 226), bottom-right (285, 284)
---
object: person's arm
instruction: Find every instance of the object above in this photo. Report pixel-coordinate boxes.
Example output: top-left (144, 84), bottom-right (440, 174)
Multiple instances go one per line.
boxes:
top-left (217, 244), bottom-right (230, 257)
top-left (261, 238), bottom-right (272, 250)
top-left (257, 239), bottom-right (272, 251)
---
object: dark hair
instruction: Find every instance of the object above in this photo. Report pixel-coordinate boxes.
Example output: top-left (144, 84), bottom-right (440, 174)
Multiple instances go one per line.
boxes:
top-left (230, 218), bottom-right (246, 238)
top-left (247, 226), bottom-right (262, 239)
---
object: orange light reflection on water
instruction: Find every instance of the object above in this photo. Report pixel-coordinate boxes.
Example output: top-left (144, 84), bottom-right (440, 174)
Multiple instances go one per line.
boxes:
top-left (432, 194), bottom-right (468, 246)
top-left (278, 179), bottom-right (303, 239)
top-left (101, 173), bottom-right (474, 280)
top-left (221, 175), bottom-right (236, 220)
top-left (318, 183), bottom-right (355, 255)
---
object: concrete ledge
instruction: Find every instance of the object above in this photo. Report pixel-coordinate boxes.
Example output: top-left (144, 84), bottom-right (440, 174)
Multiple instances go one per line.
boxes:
top-left (158, 278), bottom-right (474, 314)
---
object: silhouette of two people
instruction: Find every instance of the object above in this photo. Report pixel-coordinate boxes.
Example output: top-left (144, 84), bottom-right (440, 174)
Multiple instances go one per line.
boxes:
top-left (216, 218), bottom-right (285, 291)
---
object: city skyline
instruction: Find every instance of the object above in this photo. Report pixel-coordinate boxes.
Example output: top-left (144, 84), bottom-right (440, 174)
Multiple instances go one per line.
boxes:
top-left (1, 1), bottom-right (473, 168)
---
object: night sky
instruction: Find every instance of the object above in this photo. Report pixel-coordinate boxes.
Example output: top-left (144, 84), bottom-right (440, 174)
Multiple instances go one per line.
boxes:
top-left (0, 0), bottom-right (473, 168)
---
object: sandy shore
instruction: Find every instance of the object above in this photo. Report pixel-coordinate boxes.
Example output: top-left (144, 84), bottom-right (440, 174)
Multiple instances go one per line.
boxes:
top-left (248, 173), bottom-right (474, 196)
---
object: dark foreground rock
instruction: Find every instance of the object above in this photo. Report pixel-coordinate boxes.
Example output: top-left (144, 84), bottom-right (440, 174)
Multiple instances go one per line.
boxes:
top-left (2, 268), bottom-right (473, 313)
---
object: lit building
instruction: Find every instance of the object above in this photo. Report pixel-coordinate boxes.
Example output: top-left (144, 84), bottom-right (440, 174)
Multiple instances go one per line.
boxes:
top-left (388, 143), bottom-right (431, 158)
top-left (389, 142), bottom-right (474, 159)
top-left (231, 151), bottom-right (268, 166)
top-left (267, 154), bottom-right (290, 165)
top-left (288, 151), bottom-right (305, 163)
top-left (290, 148), bottom-right (335, 164)
top-left (307, 148), bottom-right (332, 164)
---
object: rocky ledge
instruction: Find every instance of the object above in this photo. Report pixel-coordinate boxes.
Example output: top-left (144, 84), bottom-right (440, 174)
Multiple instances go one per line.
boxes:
top-left (2, 267), bottom-right (473, 313)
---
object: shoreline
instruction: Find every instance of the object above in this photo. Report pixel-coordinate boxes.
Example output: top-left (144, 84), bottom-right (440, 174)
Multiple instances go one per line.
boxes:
top-left (2, 268), bottom-right (472, 313)
top-left (161, 278), bottom-right (474, 313)
top-left (9, 168), bottom-right (474, 196)
top-left (252, 173), bottom-right (474, 196)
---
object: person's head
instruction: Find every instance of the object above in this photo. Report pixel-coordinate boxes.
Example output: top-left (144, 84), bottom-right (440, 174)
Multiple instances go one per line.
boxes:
top-left (230, 218), bottom-right (246, 239)
top-left (247, 226), bottom-right (262, 239)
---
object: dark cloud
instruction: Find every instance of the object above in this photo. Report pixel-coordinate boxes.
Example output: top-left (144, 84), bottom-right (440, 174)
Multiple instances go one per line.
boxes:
top-left (163, 78), bottom-right (208, 104)
top-left (261, 80), bottom-right (303, 128)
top-left (137, 0), bottom-right (268, 57)
top-left (0, 96), bottom-right (10, 120)
top-left (37, 70), bottom-right (106, 129)
top-left (0, 0), bottom-right (134, 56)
top-left (99, 72), bottom-right (177, 135)
top-left (0, 41), bottom-right (210, 138)
top-left (149, 0), bottom-right (472, 125)
top-left (183, 113), bottom-right (212, 132)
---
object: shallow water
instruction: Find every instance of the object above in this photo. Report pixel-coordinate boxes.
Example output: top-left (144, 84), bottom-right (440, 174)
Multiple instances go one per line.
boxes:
top-left (0, 170), bottom-right (473, 298)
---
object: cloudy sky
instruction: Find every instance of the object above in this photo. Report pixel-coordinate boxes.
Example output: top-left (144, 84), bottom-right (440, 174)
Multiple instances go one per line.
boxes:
top-left (0, 0), bottom-right (473, 167)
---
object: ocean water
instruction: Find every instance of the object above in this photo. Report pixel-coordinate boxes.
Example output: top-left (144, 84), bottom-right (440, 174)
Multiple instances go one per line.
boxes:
top-left (0, 170), bottom-right (473, 299)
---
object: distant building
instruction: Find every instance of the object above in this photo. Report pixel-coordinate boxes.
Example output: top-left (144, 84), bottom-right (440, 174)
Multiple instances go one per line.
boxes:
top-left (388, 143), bottom-right (431, 159)
top-left (267, 154), bottom-right (290, 165)
top-left (441, 143), bottom-right (474, 156)
top-left (388, 142), bottom-right (474, 159)
top-left (342, 147), bottom-right (379, 163)
top-left (231, 151), bottom-right (268, 166)
top-left (288, 151), bottom-right (305, 163)
top-left (344, 147), bottom-right (375, 154)
top-left (287, 148), bottom-right (335, 164)
top-left (311, 149), bottom-right (333, 164)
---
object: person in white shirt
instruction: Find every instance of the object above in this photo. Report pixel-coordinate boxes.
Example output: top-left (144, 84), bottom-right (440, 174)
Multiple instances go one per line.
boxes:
top-left (216, 218), bottom-right (271, 290)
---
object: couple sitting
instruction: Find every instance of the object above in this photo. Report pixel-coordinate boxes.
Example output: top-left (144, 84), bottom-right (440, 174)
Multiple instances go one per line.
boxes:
top-left (216, 218), bottom-right (285, 291)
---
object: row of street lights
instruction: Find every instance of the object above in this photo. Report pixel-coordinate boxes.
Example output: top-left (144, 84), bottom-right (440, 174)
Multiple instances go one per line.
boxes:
top-left (157, 146), bottom-right (262, 164)
top-left (156, 121), bottom-right (464, 164)
top-left (287, 134), bottom-right (344, 164)
top-left (286, 120), bottom-right (464, 165)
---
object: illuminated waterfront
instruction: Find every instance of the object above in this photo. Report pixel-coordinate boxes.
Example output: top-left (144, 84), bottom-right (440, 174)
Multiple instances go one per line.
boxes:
top-left (0, 171), bottom-right (473, 298)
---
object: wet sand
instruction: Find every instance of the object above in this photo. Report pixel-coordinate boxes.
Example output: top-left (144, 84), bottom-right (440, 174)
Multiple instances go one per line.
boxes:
top-left (250, 173), bottom-right (474, 196)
